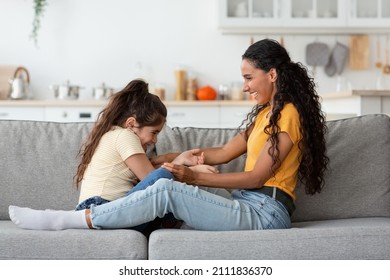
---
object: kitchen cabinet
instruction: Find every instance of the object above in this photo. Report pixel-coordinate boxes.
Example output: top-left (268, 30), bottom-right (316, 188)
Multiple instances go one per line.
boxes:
top-left (0, 100), bottom-right (105, 123)
top-left (348, 0), bottom-right (390, 27)
top-left (0, 100), bottom-right (255, 128)
top-left (220, 104), bottom-right (255, 128)
top-left (321, 90), bottom-right (390, 120)
top-left (165, 101), bottom-right (254, 128)
top-left (166, 106), bottom-right (220, 128)
top-left (0, 106), bottom-right (45, 121)
top-left (218, 0), bottom-right (390, 34)
top-left (45, 107), bottom-right (101, 122)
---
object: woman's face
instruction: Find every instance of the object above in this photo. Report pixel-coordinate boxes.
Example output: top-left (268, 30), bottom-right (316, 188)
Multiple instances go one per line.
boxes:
top-left (240, 59), bottom-right (277, 106)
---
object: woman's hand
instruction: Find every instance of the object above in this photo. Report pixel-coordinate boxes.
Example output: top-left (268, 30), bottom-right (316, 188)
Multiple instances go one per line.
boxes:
top-left (162, 162), bottom-right (197, 184)
top-left (171, 149), bottom-right (204, 166)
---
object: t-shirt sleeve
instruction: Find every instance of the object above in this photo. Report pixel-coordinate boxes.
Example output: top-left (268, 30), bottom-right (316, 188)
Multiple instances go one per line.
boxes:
top-left (278, 105), bottom-right (301, 144)
top-left (115, 130), bottom-right (145, 161)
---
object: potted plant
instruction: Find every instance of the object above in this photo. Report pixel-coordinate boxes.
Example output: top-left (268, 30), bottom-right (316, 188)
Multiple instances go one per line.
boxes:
top-left (31, 0), bottom-right (47, 46)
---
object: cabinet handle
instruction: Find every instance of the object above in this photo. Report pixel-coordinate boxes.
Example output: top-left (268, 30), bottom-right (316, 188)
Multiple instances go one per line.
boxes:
top-left (168, 112), bottom-right (186, 118)
top-left (79, 113), bottom-right (92, 118)
top-left (62, 112), bottom-right (68, 118)
top-left (0, 112), bottom-right (9, 117)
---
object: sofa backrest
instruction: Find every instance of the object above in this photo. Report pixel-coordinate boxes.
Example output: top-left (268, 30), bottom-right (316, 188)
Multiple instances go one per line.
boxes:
top-left (292, 114), bottom-right (390, 222)
top-left (157, 114), bottom-right (390, 222)
top-left (0, 121), bottom-right (92, 219)
top-left (156, 126), bottom-right (246, 174)
top-left (1, 114), bottom-right (389, 223)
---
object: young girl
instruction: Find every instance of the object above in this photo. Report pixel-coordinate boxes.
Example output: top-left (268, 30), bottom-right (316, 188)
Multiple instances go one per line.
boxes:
top-left (10, 39), bottom-right (329, 231)
top-left (11, 79), bottom-right (206, 231)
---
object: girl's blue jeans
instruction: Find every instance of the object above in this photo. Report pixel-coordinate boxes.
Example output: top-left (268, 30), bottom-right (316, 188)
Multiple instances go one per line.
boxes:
top-left (89, 177), bottom-right (292, 231)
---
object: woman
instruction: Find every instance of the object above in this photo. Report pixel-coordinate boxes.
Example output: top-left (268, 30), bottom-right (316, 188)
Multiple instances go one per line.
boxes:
top-left (9, 39), bottom-right (328, 231)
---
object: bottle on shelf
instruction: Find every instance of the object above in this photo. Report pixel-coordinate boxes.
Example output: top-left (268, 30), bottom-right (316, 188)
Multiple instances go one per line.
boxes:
top-left (174, 66), bottom-right (187, 101)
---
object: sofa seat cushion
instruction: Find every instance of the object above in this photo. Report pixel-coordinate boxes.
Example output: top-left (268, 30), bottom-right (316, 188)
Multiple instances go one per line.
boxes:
top-left (0, 221), bottom-right (148, 260)
top-left (148, 217), bottom-right (390, 260)
top-left (0, 121), bottom-right (93, 219)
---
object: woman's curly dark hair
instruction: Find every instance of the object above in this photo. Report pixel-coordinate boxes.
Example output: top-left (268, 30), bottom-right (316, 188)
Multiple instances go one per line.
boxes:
top-left (240, 39), bottom-right (329, 195)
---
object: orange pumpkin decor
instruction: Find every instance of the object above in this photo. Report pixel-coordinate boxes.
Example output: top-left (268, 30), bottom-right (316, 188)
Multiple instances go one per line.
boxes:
top-left (196, 85), bottom-right (217, 100)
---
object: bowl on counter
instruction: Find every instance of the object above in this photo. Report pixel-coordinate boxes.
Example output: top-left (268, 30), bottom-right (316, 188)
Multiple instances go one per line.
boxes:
top-left (49, 80), bottom-right (83, 100)
top-left (92, 83), bottom-right (114, 100)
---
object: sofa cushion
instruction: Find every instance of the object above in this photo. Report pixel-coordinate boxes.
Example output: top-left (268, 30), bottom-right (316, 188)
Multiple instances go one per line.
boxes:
top-left (0, 121), bottom-right (92, 219)
top-left (0, 221), bottom-right (148, 260)
top-left (293, 114), bottom-right (390, 222)
top-left (149, 217), bottom-right (390, 260)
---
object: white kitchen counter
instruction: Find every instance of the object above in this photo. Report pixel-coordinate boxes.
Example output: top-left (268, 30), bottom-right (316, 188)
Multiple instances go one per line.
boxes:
top-left (321, 90), bottom-right (390, 120)
top-left (0, 99), bottom-right (256, 107)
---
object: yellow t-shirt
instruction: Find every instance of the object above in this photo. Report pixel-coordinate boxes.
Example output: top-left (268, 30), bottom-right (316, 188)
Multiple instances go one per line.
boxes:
top-left (244, 103), bottom-right (301, 199)
top-left (78, 126), bottom-right (145, 202)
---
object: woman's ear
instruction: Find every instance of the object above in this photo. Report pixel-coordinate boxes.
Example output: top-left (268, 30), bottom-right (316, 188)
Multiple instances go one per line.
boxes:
top-left (269, 68), bottom-right (277, 82)
top-left (124, 117), bottom-right (137, 128)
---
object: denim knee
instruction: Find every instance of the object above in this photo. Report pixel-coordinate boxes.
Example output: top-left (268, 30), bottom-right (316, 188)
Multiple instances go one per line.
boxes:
top-left (128, 168), bottom-right (174, 196)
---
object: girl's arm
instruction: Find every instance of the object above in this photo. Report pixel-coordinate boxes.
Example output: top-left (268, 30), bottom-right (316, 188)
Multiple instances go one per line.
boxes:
top-left (124, 153), bottom-right (155, 180)
top-left (163, 132), bottom-right (293, 189)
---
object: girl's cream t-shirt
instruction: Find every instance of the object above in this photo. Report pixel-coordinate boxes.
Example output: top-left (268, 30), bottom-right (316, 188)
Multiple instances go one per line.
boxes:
top-left (78, 126), bottom-right (145, 202)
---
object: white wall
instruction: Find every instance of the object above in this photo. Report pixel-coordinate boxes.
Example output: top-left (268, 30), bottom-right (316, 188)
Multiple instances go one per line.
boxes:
top-left (0, 0), bottom-right (389, 100)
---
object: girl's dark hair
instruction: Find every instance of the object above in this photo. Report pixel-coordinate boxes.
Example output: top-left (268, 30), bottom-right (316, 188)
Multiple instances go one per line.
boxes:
top-left (74, 79), bottom-right (167, 189)
top-left (241, 39), bottom-right (329, 195)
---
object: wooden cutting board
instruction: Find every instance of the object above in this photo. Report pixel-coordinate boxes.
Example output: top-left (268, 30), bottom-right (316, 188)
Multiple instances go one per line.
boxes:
top-left (349, 35), bottom-right (370, 70)
top-left (0, 65), bottom-right (18, 100)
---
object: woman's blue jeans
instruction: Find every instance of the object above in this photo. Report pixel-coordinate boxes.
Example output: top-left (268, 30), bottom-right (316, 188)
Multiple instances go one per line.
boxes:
top-left (89, 178), bottom-right (291, 231)
top-left (76, 167), bottom-right (174, 231)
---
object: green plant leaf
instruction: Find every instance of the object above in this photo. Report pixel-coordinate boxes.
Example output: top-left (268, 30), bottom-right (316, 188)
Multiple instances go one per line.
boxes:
top-left (31, 0), bottom-right (47, 46)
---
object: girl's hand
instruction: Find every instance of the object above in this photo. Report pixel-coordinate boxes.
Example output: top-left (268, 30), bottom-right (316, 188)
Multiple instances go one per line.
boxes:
top-left (172, 149), bottom-right (204, 166)
top-left (150, 153), bottom-right (179, 168)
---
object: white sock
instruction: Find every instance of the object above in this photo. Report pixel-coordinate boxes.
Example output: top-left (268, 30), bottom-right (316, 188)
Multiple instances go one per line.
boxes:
top-left (9, 205), bottom-right (89, 231)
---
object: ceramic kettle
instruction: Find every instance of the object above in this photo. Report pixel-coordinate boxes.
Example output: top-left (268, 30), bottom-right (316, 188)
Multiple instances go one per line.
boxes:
top-left (9, 67), bottom-right (30, 100)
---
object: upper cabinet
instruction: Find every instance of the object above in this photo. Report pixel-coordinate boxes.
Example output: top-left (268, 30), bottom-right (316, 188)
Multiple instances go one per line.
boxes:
top-left (218, 0), bottom-right (390, 34)
top-left (348, 0), bottom-right (390, 27)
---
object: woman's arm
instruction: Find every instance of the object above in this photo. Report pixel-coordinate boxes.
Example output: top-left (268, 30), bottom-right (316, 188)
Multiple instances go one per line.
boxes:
top-left (163, 132), bottom-right (293, 189)
top-left (200, 131), bottom-right (248, 165)
top-left (150, 131), bottom-right (247, 167)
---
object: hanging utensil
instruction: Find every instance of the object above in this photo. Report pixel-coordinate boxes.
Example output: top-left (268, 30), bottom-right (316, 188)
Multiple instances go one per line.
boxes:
top-left (383, 36), bottom-right (390, 74)
top-left (280, 36), bottom-right (285, 48)
top-left (325, 41), bottom-right (349, 77)
top-left (375, 36), bottom-right (383, 70)
top-left (349, 35), bottom-right (370, 70)
top-left (306, 39), bottom-right (330, 76)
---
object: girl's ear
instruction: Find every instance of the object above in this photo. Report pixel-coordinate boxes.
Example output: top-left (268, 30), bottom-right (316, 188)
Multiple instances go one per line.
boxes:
top-left (124, 117), bottom-right (137, 128)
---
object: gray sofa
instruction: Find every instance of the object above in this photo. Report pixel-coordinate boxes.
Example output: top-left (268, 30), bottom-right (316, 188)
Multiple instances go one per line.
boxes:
top-left (1, 114), bottom-right (389, 260)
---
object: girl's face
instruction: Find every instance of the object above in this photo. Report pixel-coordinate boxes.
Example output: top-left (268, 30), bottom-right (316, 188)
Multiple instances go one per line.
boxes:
top-left (240, 59), bottom-right (277, 106)
top-left (126, 118), bottom-right (165, 151)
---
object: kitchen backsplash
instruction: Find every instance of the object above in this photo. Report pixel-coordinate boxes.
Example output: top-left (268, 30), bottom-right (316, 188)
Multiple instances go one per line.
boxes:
top-left (1, 0), bottom-right (390, 101)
